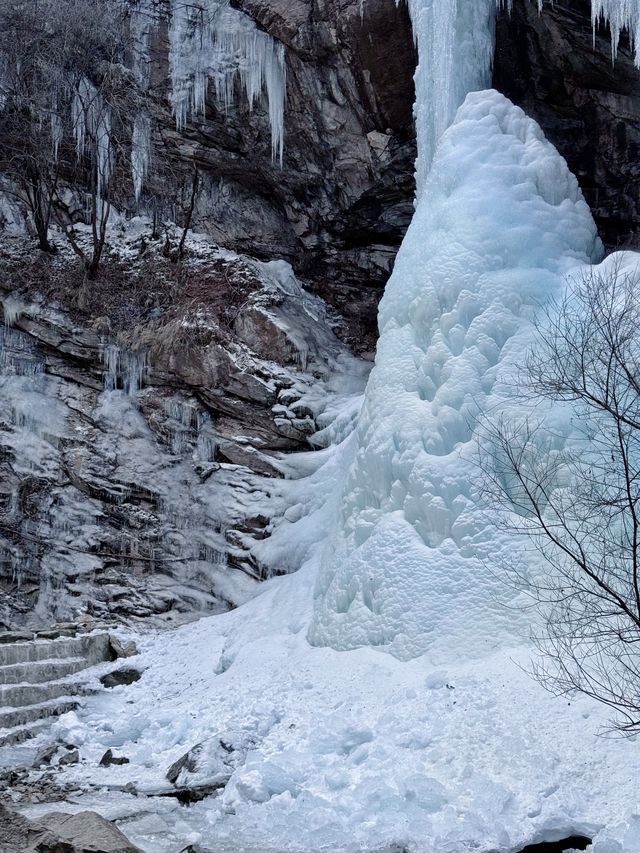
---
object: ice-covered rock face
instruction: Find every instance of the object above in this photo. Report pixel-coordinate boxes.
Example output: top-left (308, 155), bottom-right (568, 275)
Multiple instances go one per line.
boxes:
top-left (309, 90), bottom-right (602, 661)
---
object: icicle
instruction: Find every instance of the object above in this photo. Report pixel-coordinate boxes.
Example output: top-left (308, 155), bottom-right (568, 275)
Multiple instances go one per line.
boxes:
top-left (101, 342), bottom-right (148, 395)
top-left (0, 325), bottom-right (44, 377)
top-left (128, 0), bottom-right (159, 87)
top-left (591, 0), bottom-right (640, 65)
top-left (96, 108), bottom-right (113, 202)
top-left (168, 0), bottom-right (286, 164)
top-left (51, 90), bottom-right (64, 161)
top-left (132, 113), bottom-right (152, 202)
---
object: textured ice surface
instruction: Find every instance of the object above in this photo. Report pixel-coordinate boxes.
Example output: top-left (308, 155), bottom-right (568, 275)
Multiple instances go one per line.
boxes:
top-left (309, 90), bottom-right (602, 661)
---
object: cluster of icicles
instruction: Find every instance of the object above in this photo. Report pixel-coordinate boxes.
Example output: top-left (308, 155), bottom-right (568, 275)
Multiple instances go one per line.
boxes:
top-left (21, 0), bottom-right (640, 209)
top-left (514, 0), bottom-right (640, 61)
top-left (127, 0), bottom-right (286, 184)
top-left (35, 0), bottom-right (287, 209)
top-left (501, 0), bottom-right (640, 62)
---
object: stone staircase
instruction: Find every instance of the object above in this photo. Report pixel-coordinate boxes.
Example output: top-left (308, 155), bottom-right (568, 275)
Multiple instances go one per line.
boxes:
top-left (0, 632), bottom-right (113, 750)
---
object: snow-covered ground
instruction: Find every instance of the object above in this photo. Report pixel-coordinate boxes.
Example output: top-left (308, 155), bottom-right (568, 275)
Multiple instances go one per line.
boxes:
top-left (25, 571), bottom-right (638, 853)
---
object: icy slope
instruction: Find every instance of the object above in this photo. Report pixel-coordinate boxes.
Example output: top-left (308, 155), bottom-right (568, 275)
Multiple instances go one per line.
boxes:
top-left (309, 90), bottom-right (602, 661)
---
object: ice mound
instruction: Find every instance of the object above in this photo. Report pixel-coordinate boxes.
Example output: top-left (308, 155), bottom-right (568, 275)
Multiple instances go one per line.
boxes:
top-left (309, 90), bottom-right (602, 661)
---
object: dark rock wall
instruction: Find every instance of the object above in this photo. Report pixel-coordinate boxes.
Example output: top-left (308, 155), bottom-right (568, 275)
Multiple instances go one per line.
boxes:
top-left (494, 0), bottom-right (640, 248)
top-left (146, 0), bottom-right (418, 348)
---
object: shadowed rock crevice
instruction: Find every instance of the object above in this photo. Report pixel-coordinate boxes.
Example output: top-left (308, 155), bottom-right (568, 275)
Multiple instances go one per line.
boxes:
top-left (494, 0), bottom-right (640, 248)
top-left (514, 834), bottom-right (591, 852)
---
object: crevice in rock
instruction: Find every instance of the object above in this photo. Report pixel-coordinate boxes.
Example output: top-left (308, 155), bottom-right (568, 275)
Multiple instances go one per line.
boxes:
top-left (514, 834), bottom-right (592, 853)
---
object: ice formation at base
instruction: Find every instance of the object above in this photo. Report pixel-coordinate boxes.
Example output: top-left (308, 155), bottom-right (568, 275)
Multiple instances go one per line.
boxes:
top-left (309, 89), bottom-right (602, 661)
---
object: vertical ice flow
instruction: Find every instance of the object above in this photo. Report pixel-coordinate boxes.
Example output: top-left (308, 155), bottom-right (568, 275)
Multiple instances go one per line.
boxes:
top-left (408, 0), bottom-right (496, 197)
top-left (308, 0), bottom-right (603, 661)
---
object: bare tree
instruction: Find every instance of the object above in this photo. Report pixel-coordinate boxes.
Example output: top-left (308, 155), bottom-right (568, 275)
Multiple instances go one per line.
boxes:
top-left (0, 0), bottom-right (150, 275)
top-left (480, 257), bottom-right (640, 733)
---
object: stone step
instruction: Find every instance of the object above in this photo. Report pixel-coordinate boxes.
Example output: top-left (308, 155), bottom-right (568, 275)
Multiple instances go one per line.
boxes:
top-left (0, 678), bottom-right (92, 709)
top-left (0, 632), bottom-right (111, 667)
top-left (0, 657), bottom-right (89, 686)
top-left (0, 697), bottom-right (79, 729)
top-left (0, 718), bottom-right (51, 747)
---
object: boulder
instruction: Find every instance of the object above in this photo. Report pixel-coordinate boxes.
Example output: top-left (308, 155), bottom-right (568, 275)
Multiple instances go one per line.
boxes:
top-left (57, 748), bottom-right (80, 767)
top-left (0, 803), bottom-right (142, 853)
top-left (166, 731), bottom-right (256, 802)
top-left (100, 669), bottom-right (142, 689)
top-left (108, 636), bottom-right (138, 660)
top-left (38, 810), bottom-right (142, 853)
top-left (99, 749), bottom-right (130, 767)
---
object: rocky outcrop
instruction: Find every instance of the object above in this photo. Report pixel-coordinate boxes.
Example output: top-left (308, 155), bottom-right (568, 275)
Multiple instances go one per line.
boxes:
top-left (0, 232), bottom-right (368, 628)
top-left (494, 0), bottom-right (640, 247)
top-left (0, 803), bottom-right (142, 853)
top-left (142, 0), bottom-right (417, 348)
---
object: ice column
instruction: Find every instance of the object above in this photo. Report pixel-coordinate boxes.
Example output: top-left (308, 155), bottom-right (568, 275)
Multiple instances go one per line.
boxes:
top-left (308, 0), bottom-right (603, 662)
top-left (132, 113), bottom-right (152, 202)
top-left (408, 0), bottom-right (496, 197)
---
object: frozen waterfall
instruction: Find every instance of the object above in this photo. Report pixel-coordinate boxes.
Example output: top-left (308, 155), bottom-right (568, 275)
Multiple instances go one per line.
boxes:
top-left (407, 0), bottom-right (640, 193)
top-left (308, 0), bottom-right (610, 661)
top-left (309, 90), bottom-right (601, 661)
top-left (408, 0), bottom-right (496, 196)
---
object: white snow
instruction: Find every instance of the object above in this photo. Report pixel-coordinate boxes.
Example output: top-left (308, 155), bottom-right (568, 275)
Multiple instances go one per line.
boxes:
top-left (41, 576), bottom-right (640, 853)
